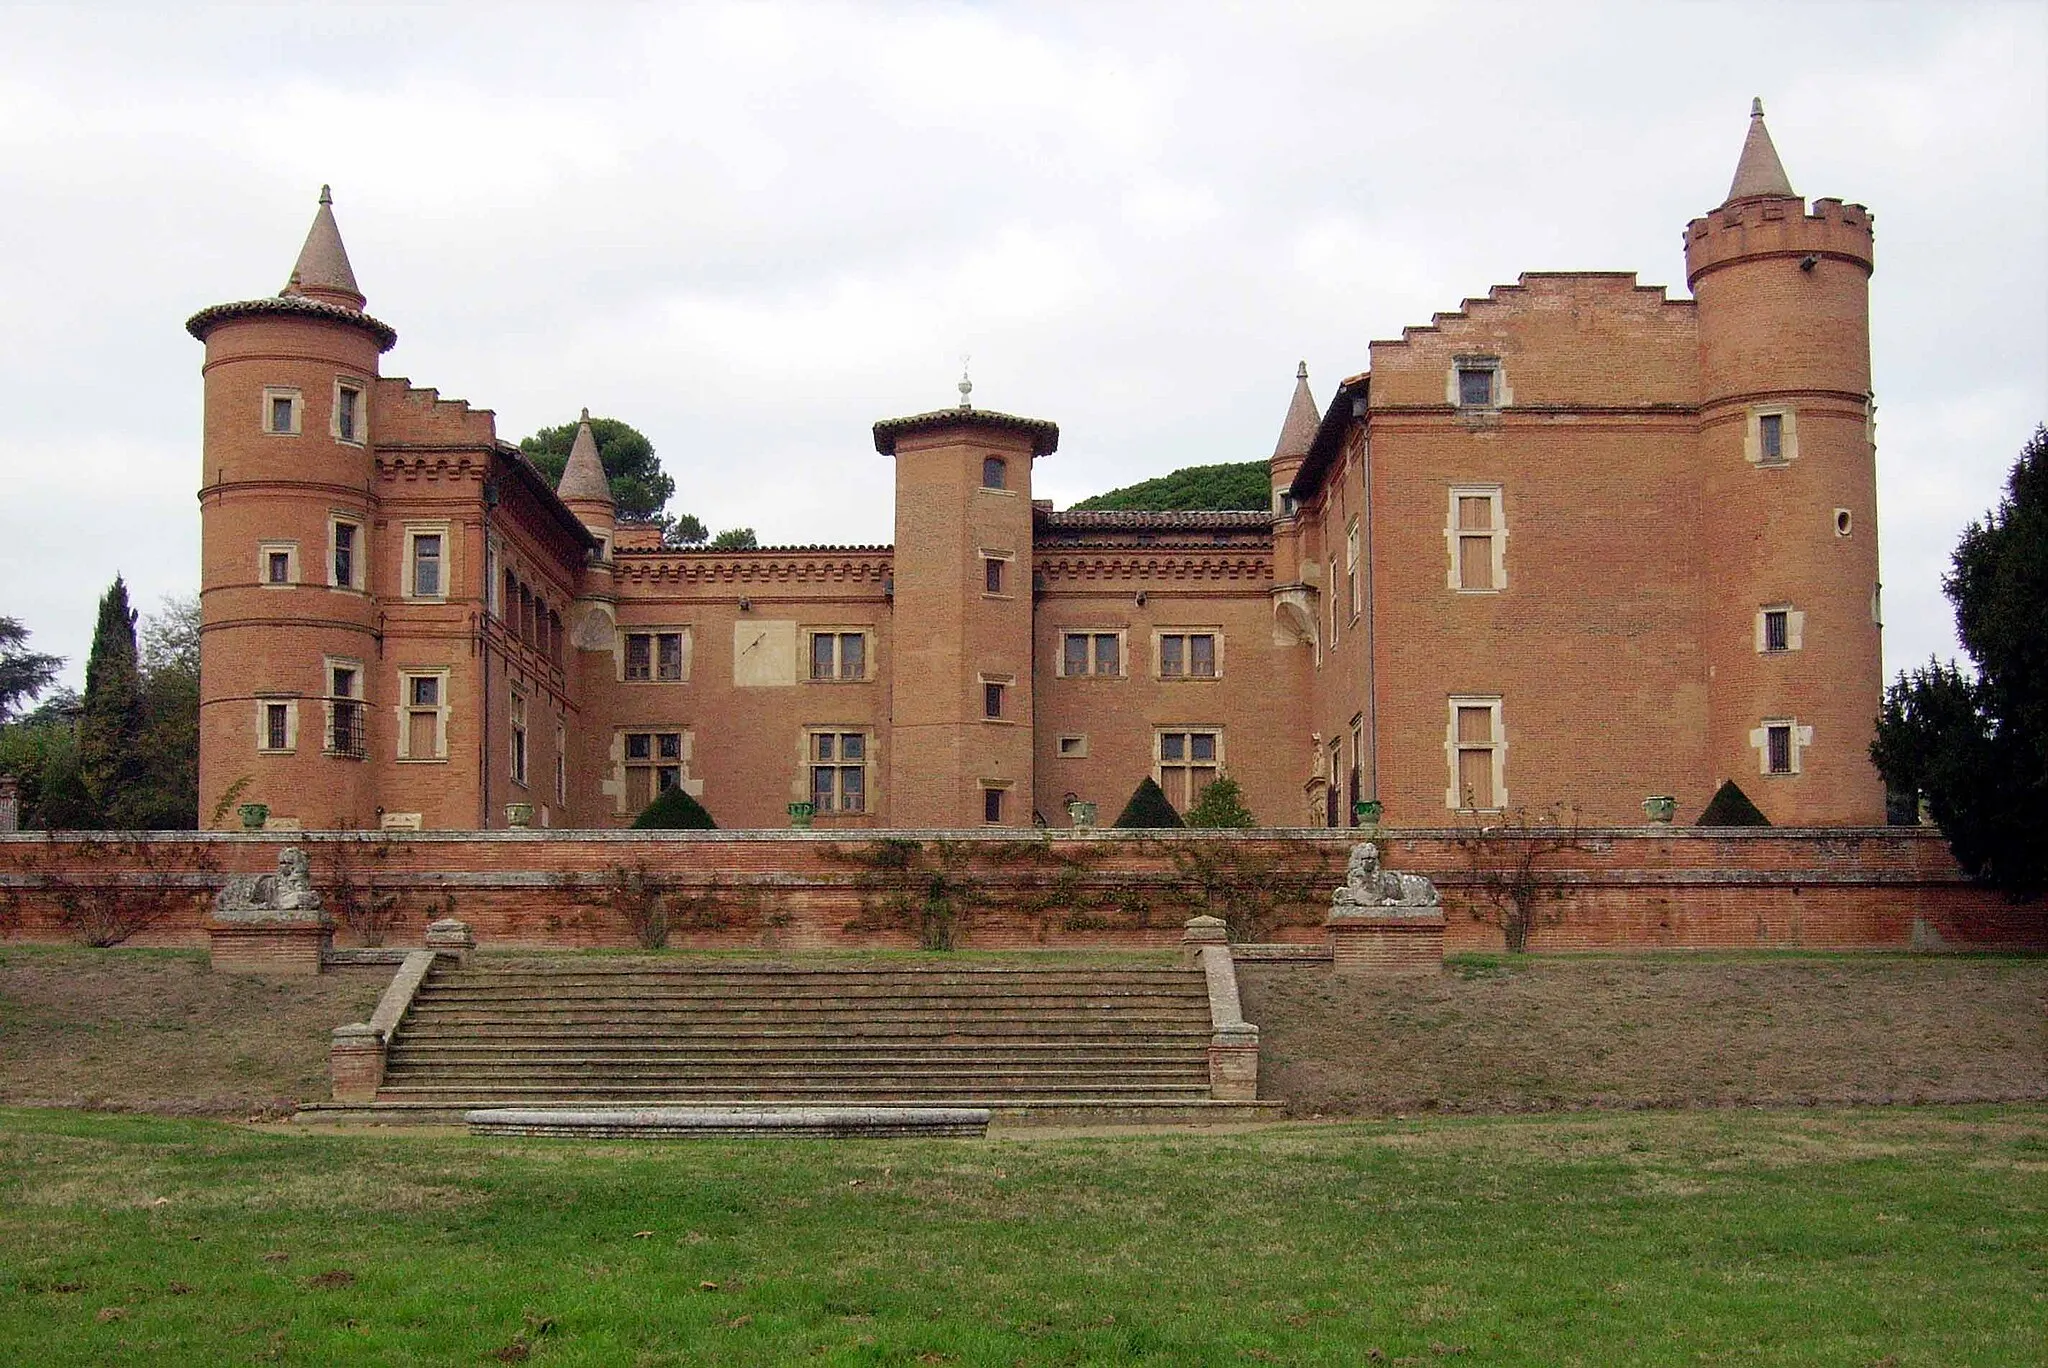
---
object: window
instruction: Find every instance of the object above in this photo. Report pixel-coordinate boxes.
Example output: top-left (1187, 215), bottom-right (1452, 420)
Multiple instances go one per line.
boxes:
top-left (1061, 631), bottom-right (1122, 678)
top-left (1763, 609), bottom-right (1788, 652)
top-left (808, 630), bottom-right (869, 682)
top-left (1328, 557), bottom-right (1339, 647)
top-left (1747, 407), bottom-right (1797, 466)
top-left (982, 786), bottom-right (1006, 824)
top-left (1448, 486), bottom-right (1506, 592)
top-left (399, 670), bottom-right (450, 761)
top-left (1757, 605), bottom-right (1804, 654)
top-left (1057, 734), bottom-right (1088, 758)
top-left (333, 380), bottom-right (365, 444)
top-left (257, 699), bottom-right (296, 754)
top-left (1349, 714), bottom-right (1365, 826)
top-left (404, 526), bottom-right (448, 600)
top-left (983, 555), bottom-right (1007, 596)
top-left (1835, 509), bottom-right (1853, 537)
top-left (1452, 357), bottom-right (1504, 409)
top-left (984, 680), bottom-right (1006, 719)
top-left (623, 730), bottom-right (687, 810)
top-left (1158, 631), bottom-right (1218, 679)
top-left (1752, 718), bottom-right (1810, 776)
top-left (326, 660), bottom-right (365, 759)
top-left (262, 387), bottom-right (302, 435)
top-left (1346, 519), bottom-right (1361, 622)
top-left (259, 542), bottom-right (296, 587)
top-left (623, 630), bottom-right (689, 682)
top-left (330, 518), bottom-right (362, 590)
top-left (1156, 729), bottom-right (1221, 809)
top-left (808, 730), bottom-right (869, 814)
top-left (982, 456), bottom-right (1007, 490)
top-left (1326, 738), bottom-right (1343, 827)
top-left (1447, 697), bottom-right (1504, 811)
top-left (509, 693), bottom-right (528, 787)
top-left (555, 721), bottom-right (567, 805)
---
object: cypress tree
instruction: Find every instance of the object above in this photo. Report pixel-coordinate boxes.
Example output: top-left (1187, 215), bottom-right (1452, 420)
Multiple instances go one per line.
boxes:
top-left (78, 576), bottom-right (147, 828)
top-left (1113, 777), bottom-right (1184, 829)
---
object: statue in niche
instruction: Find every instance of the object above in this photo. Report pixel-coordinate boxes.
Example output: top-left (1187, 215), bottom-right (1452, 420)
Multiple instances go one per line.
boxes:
top-left (214, 846), bottom-right (328, 922)
top-left (1330, 842), bottom-right (1439, 914)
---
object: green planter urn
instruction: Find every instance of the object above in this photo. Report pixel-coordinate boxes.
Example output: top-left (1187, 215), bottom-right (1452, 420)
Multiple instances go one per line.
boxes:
top-left (1065, 799), bottom-right (1098, 830)
top-left (1642, 795), bottom-right (1678, 825)
top-left (787, 802), bottom-right (816, 830)
top-left (504, 802), bottom-right (534, 829)
top-left (237, 802), bottom-right (269, 831)
top-left (1353, 798), bottom-right (1383, 828)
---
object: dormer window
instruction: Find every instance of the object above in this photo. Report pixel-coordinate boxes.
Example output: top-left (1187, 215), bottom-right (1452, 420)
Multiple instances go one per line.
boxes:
top-left (982, 456), bottom-right (1007, 490)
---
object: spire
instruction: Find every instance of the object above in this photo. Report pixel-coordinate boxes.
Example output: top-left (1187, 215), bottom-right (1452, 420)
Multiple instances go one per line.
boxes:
top-left (556, 408), bottom-right (614, 506)
top-left (1725, 98), bottom-right (1796, 203)
top-left (281, 184), bottom-right (366, 310)
top-left (1272, 361), bottom-right (1320, 463)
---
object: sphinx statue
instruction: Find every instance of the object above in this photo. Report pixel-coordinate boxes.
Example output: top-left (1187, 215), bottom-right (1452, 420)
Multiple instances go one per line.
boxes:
top-left (1330, 842), bottom-right (1439, 915)
top-left (214, 846), bottom-right (328, 922)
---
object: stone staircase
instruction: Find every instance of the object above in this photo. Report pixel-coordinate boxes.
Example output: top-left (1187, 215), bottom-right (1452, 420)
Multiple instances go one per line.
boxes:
top-left (312, 960), bottom-right (1270, 1124)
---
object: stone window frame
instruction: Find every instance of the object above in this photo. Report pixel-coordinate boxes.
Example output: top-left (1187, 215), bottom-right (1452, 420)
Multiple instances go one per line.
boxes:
top-left (1752, 717), bottom-right (1812, 777)
top-left (258, 540), bottom-right (298, 589)
top-left (331, 375), bottom-right (369, 446)
top-left (980, 549), bottom-right (1016, 599)
top-left (1446, 485), bottom-right (1507, 594)
top-left (1154, 628), bottom-right (1223, 681)
top-left (806, 627), bottom-right (872, 683)
top-left (805, 726), bottom-right (873, 816)
top-left (979, 672), bottom-right (1016, 724)
top-left (1345, 518), bottom-right (1362, 624)
top-left (1154, 726), bottom-right (1223, 811)
top-left (1444, 694), bottom-right (1507, 813)
top-left (1056, 733), bottom-right (1089, 759)
top-left (620, 626), bottom-right (692, 684)
top-left (329, 514), bottom-right (366, 592)
top-left (255, 696), bottom-right (298, 755)
top-left (1745, 405), bottom-right (1799, 467)
top-left (1446, 354), bottom-right (1511, 411)
top-left (322, 655), bottom-right (367, 759)
top-left (395, 668), bottom-right (452, 762)
top-left (1327, 555), bottom-right (1339, 648)
top-left (402, 521), bottom-right (452, 602)
top-left (616, 727), bottom-right (695, 814)
top-left (261, 386), bottom-right (303, 437)
top-left (1058, 628), bottom-right (1127, 679)
top-left (509, 690), bottom-right (529, 789)
top-left (981, 782), bottom-right (1012, 825)
top-left (1755, 603), bottom-right (1805, 654)
top-left (554, 718), bottom-right (568, 806)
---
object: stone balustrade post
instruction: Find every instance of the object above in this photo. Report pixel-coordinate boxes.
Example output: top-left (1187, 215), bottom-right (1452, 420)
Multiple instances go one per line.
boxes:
top-left (329, 1023), bottom-right (386, 1102)
top-left (424, 917), bottom-right (475, 965)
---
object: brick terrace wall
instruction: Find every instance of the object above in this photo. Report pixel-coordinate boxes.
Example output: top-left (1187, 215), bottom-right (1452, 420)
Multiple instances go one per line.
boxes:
top-left (0, 829), bottom-right (2037, 953)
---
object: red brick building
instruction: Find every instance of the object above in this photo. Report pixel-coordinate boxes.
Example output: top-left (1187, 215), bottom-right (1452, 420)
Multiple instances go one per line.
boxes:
top-left (189, 104), bottom-right (1884, 832)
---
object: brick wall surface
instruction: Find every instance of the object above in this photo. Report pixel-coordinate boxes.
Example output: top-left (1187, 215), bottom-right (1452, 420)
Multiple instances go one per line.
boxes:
top-left (2, 829), bottom-right (2037, 954)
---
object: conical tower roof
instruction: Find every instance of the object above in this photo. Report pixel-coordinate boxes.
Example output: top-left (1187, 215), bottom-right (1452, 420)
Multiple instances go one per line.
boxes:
top-left (1726, 98), bottom-right (1796, 203)
top-left (556, 409), bottom-right (615, 505)
top-left (1272, 361), bottom-right (1320, 463)
top-left (281, 185), bottom-right (366, 310)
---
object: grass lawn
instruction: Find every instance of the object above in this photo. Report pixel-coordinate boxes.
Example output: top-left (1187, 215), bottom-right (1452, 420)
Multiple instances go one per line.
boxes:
top-left (2, 1104), bottom-right (2043, 1366)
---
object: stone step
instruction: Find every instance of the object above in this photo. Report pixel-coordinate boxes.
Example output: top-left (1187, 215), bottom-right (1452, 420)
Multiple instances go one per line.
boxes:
top-left (377, 1080), bottom-right (1216, 1100)
top-left (465, 1107), bottom-right (995, 1140)
top-left (303, 1099), bottom-right (1284, 1128)
top-left (405, 1005), bottom-right (1208, 1022)
top-left (415, 990), bottom-right (1205, 1009)
top-left (433, 968), bottom-right (1195, 985)
top-left (385, 1045), bottom-right (1206, 1063)
top-left (384, 1062), bottom-right (1208, 1082)
top-left (393, 1023), bottom-right (1211, 1043)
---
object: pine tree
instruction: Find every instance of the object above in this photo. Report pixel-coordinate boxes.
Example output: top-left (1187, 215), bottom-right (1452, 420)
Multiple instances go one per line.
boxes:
top-left (1112, 777), bottom-right (1184, 829)
top-left (1184, 774), bottom-right (1256, 828)
top-left (77, 576), bottom-right (147, 828)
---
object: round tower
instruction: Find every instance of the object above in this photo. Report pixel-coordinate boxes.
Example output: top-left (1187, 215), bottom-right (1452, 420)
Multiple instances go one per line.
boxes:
top-left (187, 187), bottom-right (397, 829)
top-left (1687, 102), bottom-right (1884, 825)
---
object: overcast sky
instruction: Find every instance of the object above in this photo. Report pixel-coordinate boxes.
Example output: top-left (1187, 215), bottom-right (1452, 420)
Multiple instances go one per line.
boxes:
top-left (2, 2), bottom-right (2043, 693)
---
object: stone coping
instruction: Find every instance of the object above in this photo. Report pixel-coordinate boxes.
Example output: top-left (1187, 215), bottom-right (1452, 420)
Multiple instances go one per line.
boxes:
top-left (465, 1106), bottom-right (991, 1139)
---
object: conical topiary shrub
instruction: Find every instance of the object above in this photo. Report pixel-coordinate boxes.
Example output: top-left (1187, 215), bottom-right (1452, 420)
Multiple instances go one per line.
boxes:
top-left (632, 785), bottom-right (718, 830)
top-left (1113, 777), bottom-right (1184, 829)
top-left (1695, 779), bottom-right (1770, 827)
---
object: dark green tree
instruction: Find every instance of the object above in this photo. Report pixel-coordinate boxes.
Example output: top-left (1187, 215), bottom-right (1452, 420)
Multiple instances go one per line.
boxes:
top-left (709, 527), bottom-right (759, 550)
top-left (1113, 777), bottom-right (1184, 829)
top-left (1695, 778), bottom-right (1771, 827)
top-left (0, 689), bottom-right (82, 828)
top-left (128, 595), bottom-right (200, 830)
top-left (0, 617), bottom-right (61, 723)
top-left (78, 577), bottom-right (148, 828)
top-left (631, 785), bottom-right (718, 830)
top-left (1071, 461), bottom-right (1270, 512)
top-left (1872, 426), bottom-right (2048, 893)
top-left (520, 416), bottom-right (676, 523)
top-left (1184, 774), bottom-right (1256, 828)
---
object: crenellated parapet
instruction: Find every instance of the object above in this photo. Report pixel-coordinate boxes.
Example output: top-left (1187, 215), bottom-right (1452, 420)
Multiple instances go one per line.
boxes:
top-left (612, 548), bottom-right (894, 588)
top-left (1684, 196), bottom-right (1874, 288)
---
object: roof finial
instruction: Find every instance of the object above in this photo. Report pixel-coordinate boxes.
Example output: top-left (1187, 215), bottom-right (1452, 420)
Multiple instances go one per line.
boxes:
top-left (319, 183), bottom-right (333, 206)
top-left (1296, 359), bottom-right (1308, 380)
top-left (1751, 97), bottom-right (1764, 119)
top-left (957, 356), bottom-right (973, 411)
top-left (580, 406), bottom-right (590, 423)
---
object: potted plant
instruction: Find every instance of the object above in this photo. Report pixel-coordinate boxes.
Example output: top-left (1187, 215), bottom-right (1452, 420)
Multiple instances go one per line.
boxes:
top-left (237, 802), bottom-right (269, 830)
top-left (787, 801), bottom-right (816, 829)
top-left (1354, 798), bottom-right (1383, 828)
top-left (504, 802), bottom-right (534, 828)
top-left (1065, 798), bottom-right (1098, 829)
top-left (1642, 795), bottom-right (1678, 825)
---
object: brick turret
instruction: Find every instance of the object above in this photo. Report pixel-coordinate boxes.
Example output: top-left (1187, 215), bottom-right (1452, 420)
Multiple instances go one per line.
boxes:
top-left (1686, 102), bottom-right (1884, 823)
top-left (188, 188), bottom-right (397, 829)
top-left (874, 380), bottom-right (1058, 827)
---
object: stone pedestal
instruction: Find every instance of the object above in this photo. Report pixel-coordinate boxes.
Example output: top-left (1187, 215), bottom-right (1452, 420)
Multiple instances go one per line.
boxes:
top-left (329, 1023), bottom-right (386, 1101)
top-left (1180, 913), bottom-right (1227, 964)
top-left (425, 917), bottom-right (476, 965)
top-left (208, 918), bottom-right (332, 975)
top-left (1208, 1023), bottom-right (1260, 1101)
top-left (1325, 910), bottom-right (1445, 974)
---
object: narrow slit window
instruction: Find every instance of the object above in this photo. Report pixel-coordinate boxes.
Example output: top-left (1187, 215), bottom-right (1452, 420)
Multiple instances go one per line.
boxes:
top-left (984, 557), bottom-right (1005, 595)
top-left (1759, 413), bottom-right (1784, 463)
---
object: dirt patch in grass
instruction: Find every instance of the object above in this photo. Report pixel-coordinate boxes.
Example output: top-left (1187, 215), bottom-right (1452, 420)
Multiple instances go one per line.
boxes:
top-left (0, 947), bottom-right (386, 1117)
top-left (1240, 954), bottom-right (2048, 1118)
